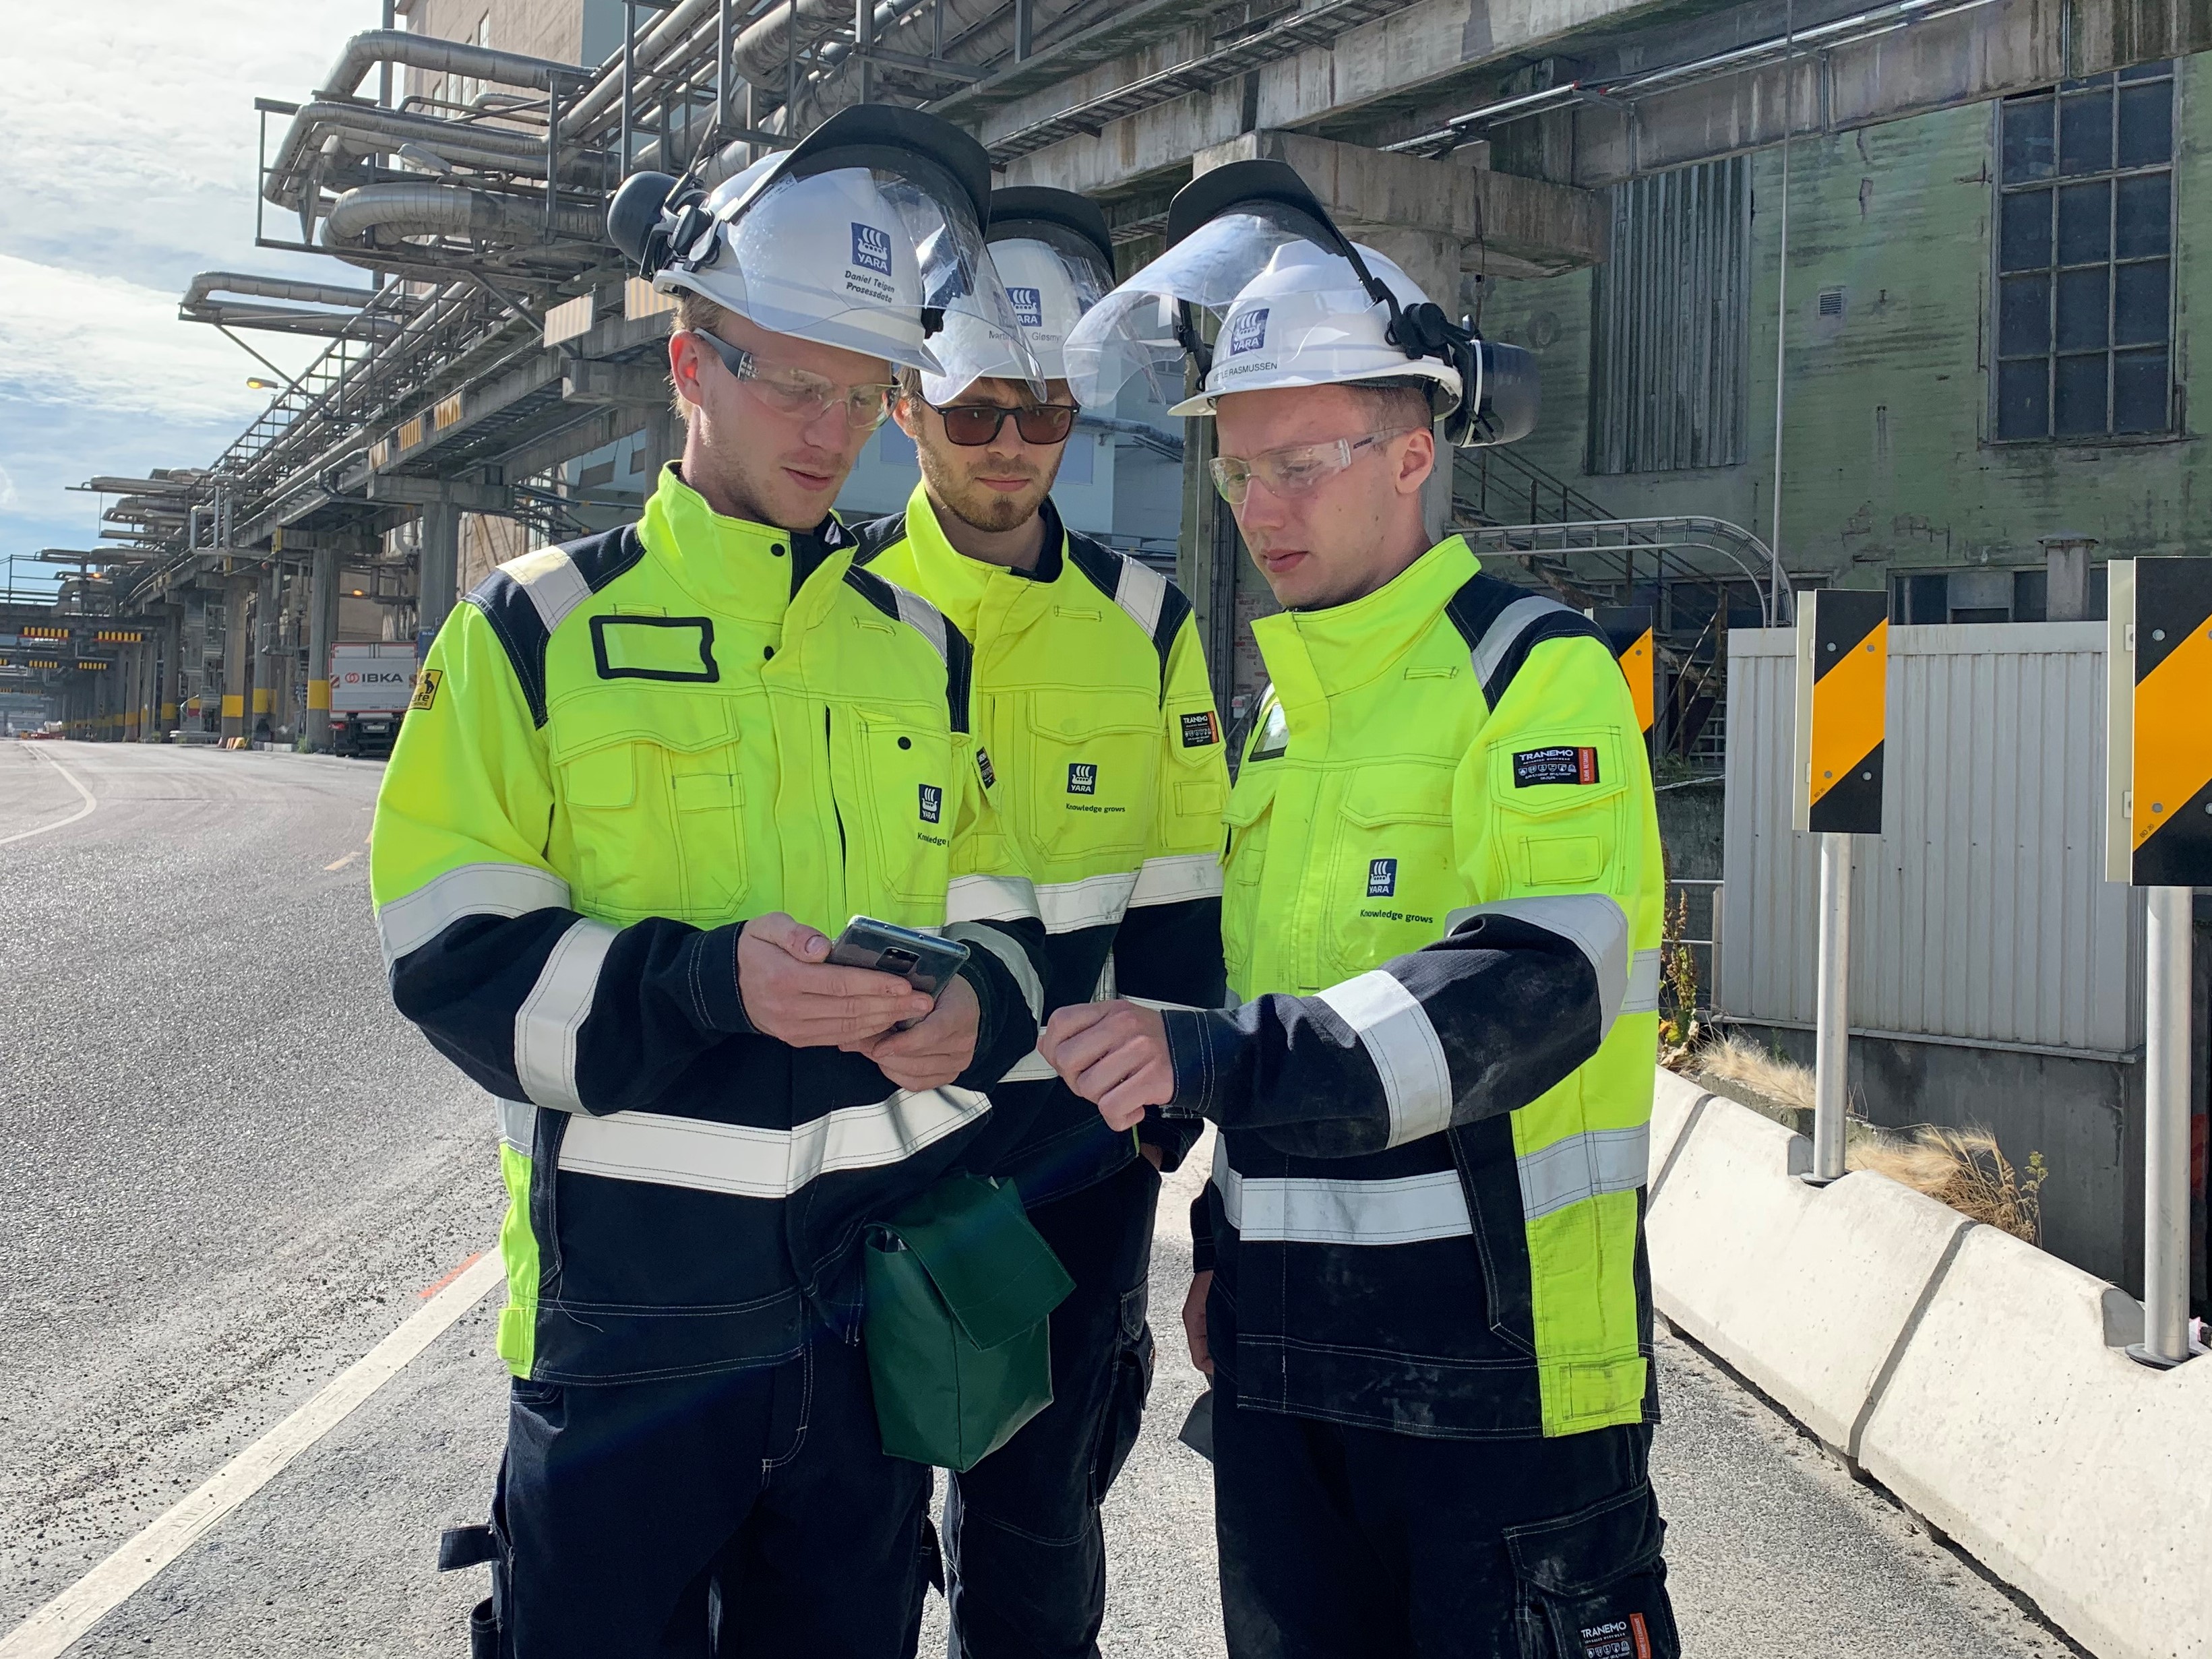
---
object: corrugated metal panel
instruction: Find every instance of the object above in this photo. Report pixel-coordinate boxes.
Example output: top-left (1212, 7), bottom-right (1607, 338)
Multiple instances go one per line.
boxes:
top-left (1717, 623), bottom-right (2145, 1056)
top-left (1587, 156), bottom-right (1751, 475)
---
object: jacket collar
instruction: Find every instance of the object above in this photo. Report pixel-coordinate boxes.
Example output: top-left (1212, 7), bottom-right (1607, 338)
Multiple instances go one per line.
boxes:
top-left (1253, 536), bottom-right (1481, 717)
top-left (894, 480), bottom-right (1066, 637)
top-left (638, 464), bottom-right (846, 623)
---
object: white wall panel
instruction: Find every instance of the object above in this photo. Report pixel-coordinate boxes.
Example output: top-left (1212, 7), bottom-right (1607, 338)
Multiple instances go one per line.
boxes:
top-left (1717, 623), bottom-right (2144, 1056)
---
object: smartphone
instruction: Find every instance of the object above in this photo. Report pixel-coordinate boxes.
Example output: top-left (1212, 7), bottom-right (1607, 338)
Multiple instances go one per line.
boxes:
top-left (827, 917), bottom-right (971, 1027)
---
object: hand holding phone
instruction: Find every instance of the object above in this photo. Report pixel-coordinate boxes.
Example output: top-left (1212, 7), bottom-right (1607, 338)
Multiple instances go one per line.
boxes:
top-left (828, 918), bottom-right (971, 1027)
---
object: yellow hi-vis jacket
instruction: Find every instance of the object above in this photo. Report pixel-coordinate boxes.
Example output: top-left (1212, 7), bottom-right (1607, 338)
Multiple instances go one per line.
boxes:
top-left (1163, 536), bottom-right (1665, 1439)
top-left (370, 466), bottom-right (1048, 1385)
top-left (854, 484), bottom-right (1229, 1201)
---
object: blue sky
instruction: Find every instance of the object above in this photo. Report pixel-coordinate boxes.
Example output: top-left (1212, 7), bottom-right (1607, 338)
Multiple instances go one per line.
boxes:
top-left (0, 3), bottom-right (377, 593)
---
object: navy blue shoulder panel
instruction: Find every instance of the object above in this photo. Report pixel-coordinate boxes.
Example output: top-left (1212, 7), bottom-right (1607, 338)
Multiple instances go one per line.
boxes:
top-left (1066, 531), bottom-right (1191, 697)
top-left (460, 525), bottom-right (640, 728)
top-left (845, 511), bottom-right (909, 568)
top-left (839, 563), bottom-right (973, 736)
top-left (1443, 573), bottom-right (1609, 711)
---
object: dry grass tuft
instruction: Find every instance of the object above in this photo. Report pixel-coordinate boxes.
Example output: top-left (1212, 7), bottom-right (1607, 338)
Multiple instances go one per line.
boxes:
top-left (1850, 1126), bottom-right (2047, 1245)
top-left (1691, 1034), bottom-right (1815, 1115)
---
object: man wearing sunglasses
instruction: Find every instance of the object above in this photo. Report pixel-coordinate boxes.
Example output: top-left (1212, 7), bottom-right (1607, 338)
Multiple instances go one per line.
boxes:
top-left (1041, 168), bottom-right (1675, 1658)
top-left (372, 111), bottom-right (1058, 1657)
top-left (854, 187), bottom-right (1229, 1659)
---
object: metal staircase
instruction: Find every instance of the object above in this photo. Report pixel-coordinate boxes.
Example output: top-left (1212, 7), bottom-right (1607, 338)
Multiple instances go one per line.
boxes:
top-left (1450, 443), bottom-right (1787, 770)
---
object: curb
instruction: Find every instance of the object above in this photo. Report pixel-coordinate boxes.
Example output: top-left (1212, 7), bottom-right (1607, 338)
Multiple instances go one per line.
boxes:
top-left (1645, 1067), bottom-right (2212, 1659)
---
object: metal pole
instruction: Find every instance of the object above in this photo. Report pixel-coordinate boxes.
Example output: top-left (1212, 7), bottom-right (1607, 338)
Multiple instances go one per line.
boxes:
top-left (621, 1), bottom-right (636, 174)
top-left (1807, 830), bottom-right (1852, 1183)
top-left (2130, 885), bottom-right (2195, 1368)
top-left (1769, 0), bottom-right (1795, 623)
top-left (856, 0), bottom-right (873, 109)
top-left (379, 0), bottom-right (396, 109)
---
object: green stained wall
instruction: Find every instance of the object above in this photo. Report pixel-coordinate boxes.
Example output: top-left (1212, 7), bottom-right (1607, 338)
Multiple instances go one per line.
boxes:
top-left (1477, 55), bottom-right (2209, 588)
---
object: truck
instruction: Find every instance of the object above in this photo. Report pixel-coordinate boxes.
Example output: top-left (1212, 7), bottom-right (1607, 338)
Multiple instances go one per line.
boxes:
top-left (329, 644), bottom-right (418, 757)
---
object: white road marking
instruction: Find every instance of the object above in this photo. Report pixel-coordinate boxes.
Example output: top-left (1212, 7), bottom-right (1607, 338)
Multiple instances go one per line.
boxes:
top-left (0, 748), bottom-right (98, 850)
top-left (0, 1251), bottom-right (504, 1659)
top-left (324, 850), bottom-right (361, 871)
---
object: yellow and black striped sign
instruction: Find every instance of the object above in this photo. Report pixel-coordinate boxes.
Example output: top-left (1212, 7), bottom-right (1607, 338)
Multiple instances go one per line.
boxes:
top-left (22, 625), bottom-right (69, 640)
top-left (1793, 588), bottom-right (1888, 836)
top-left (2108, 559), bottom-right (2212, 886)
top-left (1593, 605), bottom-right (1656, 738)
top-left (93, 630), bottom-right (142, 644)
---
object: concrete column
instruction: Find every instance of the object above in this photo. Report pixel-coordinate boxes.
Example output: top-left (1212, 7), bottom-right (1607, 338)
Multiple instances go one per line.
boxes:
top-left (638, 406), bottom-right (685, 491)
top-left (160, 606), bottom-right (182, 736)
top-left (122, 644), bottom-right (143, 743)
top-left (221, 579), bottom-right (251, 743)
top-left (2043, 534), bottom-right (2097, 621)
top-left (307, 549), bottom-right (339, 753)
top-left (1177, 412), bottom-right (1239, 725)
top-left (419, 501), bottom-right (462, 640)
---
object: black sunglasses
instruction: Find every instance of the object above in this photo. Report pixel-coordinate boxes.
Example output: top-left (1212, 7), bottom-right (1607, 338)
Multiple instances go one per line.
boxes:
top-left (925, 400), bottom-right (1079, 447)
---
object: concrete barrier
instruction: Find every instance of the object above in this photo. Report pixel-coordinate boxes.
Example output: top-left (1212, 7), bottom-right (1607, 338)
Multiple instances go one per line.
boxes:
top-left (1645, 1068), bottom-right (2212, 1659)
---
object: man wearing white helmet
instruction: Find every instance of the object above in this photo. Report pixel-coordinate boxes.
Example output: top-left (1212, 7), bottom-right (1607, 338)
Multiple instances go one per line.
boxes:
top-left (376, 108), bottom-right (1057, 1656)
top-left (1041, 162), bottom-right (1678, 1658)
top-left (853, 187), bottom-right (1229, 1659)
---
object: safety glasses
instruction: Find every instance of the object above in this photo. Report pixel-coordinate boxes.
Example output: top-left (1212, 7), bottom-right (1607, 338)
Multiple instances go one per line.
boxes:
top-left (1208, 431), bottom-right (1410, 507)
top-left (689, 330), bottom-right (896, 431)
top-left (925, 400), bottom-right (1080, 447)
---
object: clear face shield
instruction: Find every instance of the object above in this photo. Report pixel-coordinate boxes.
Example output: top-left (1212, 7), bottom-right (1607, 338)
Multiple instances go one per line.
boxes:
top-left (1062, 206), bottom-right (1319, 410)
top-left (679, 154), bottom-right (1043, 394)
top-left (919, 221), bottom-right (1115, 404)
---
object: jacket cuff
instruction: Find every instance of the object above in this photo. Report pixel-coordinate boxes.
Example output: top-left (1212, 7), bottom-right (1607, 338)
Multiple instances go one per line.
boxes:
top-left (694, 925), bottom-right (757, 1034)
top-left (1137, 1106), bottom-right (1205, 1173)
top-left (1190, 1189), bottom-right (1217, 1274)
top-left (953, 953), bottom-right (1036, 1091)
top-left (1160, 1007), bottom-right (1232, 1119)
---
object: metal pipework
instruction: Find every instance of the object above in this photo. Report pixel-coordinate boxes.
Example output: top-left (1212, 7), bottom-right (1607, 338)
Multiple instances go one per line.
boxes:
top-left (2130, 885), bottom-right (2196, 1369)
top-left (266, 102), bottom-right (592, 211)
top-left (321, 182), bottom-right (606, 249)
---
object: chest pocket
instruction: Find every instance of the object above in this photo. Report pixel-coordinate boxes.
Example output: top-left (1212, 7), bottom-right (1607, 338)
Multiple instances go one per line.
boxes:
top-left (834, 703), bottom-right (955, 921)
top-left (1023, 689), bottom-right (1155, 865)
top-left (551, 692), bottom-right (747, 925)
top-left (1483, 729), bottom-right (1628, 892)
top-left (1221, 772), bottom-right (1276, 1001)
top-left (1322, 761), bottom-right (1458, 984)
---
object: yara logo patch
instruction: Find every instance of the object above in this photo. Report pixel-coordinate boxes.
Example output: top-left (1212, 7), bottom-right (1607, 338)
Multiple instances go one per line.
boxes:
top-left (851, 222), bottom-right (893, 276)
top-left (1227, 305), bottom-right (1269, 356)
top-left (1009, 286), bottom-right (1043, 328)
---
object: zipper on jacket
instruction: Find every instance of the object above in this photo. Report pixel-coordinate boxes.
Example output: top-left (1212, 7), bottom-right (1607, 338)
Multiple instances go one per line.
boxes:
top-left (824, 706), bottom-right (847, 863)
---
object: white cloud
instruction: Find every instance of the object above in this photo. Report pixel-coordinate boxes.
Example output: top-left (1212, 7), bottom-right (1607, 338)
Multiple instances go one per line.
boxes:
top-left (0, 1), bottom-right (375, 543)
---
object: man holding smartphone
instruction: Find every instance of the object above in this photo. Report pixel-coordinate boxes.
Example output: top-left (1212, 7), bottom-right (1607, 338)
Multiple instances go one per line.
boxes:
top-left (853, 187), bottom-right (1229, 1659)
top-left (1041, 164), bottom-right (1676, 1658)
top-left (371, 110), bottom-right (1053, 1658)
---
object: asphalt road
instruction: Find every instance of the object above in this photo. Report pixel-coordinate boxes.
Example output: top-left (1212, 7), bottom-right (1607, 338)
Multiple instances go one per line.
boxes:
top-left (1, 741), bottom-right (2079, 1657)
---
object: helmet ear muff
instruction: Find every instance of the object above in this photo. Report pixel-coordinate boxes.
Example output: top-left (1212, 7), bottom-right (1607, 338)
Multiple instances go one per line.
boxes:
top-left (609, 170), bottom-right (680, 271)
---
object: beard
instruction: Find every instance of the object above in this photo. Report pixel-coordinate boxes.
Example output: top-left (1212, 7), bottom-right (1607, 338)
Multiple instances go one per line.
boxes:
top-left (918, 443), bottom-right (1057, 536)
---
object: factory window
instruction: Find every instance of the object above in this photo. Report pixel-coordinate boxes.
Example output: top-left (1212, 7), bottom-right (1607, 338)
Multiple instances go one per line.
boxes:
top-left (1994, 63), bottom-right (2176, 441)
top-left (1587, 156), bottom-right (1752, 474)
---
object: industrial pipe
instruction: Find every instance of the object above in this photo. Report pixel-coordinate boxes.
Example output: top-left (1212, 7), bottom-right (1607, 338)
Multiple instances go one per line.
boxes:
top-left (181, 272), bottom-right (375, 313)
top-left (266, 102), bottom-right (574, 209)
top-left (319, 183), bottom-right (605, 263)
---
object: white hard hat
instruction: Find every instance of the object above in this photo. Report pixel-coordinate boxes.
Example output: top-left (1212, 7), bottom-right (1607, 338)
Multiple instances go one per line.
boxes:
top-left (920, 189), bottom-right (1116, 403)
top-left (607, 107), bottom-right (1042, 389)
top-left (1064, 160), bottom-right (1539, 447)
top-left (1165, 239), bottom-right (1460, 416)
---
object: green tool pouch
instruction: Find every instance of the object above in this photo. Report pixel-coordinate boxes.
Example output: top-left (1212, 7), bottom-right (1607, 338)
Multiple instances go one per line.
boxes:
top-left (863, 1175), bottom-right (1076, 1472)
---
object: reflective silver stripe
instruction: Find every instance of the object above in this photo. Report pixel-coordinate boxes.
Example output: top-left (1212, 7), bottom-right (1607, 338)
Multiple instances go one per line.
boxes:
top-left (1314, 970), bottom-right (1454, 1148)
top-left (1517, 1124), bottom-right (1651, 1221)
top-left (1212, 1137), bottom-right (1471, 1245)
top-left (1468, 593), bottom-right (1574, 692)
top-left (514, 916), bottom-right (619, 1113)
top-left (946, 922), bottom-right (1044, 1022)
top-left (945, 872), bottom-right (1039, 925)
top-left (1127, 851), bottom-right (1224, 908)
top-left (374, 860), bottom-right (572, 968)
top-left (505, 547), bottom-right (594, 635)
top-left (557, 1086), bottom-right (991, 1198)
top-left (1622, 947), bottom-right (1662, 1016)
top-left (497, 1098), bottom-right (539, 1153)
top-left (890, 586), bottom-right (950, 664)
top-left (1446, 895), bottom-right (1632, 1038)
top-left (1036, 870), bottom-right (1137, 934)
top-left (1112, 557), bottom-right (1168, 638)
top-left (1000, 1049), bottom-right (1057, 1084)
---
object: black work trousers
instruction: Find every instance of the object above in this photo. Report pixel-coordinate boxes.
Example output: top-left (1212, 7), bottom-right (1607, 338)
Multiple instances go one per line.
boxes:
top-left (943, 1156), bottom-right (1161, 1659)
top-left (1212, 1373), bottom-right (1678, 1659)
top-left (481, 1335), bottom-right (932, 1658)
